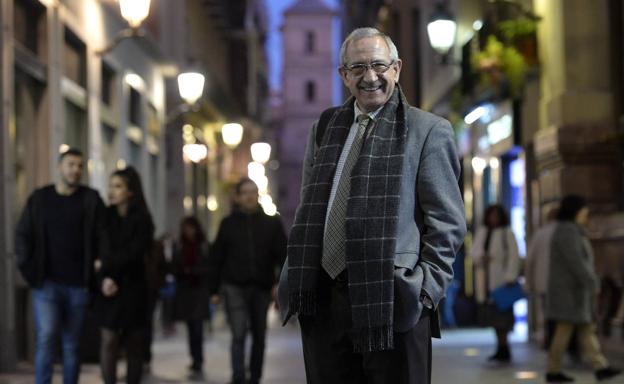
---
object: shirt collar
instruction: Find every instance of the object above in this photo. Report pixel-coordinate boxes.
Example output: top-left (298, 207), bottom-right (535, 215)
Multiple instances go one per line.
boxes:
top-left (354, 102), bottom-right (383, 123)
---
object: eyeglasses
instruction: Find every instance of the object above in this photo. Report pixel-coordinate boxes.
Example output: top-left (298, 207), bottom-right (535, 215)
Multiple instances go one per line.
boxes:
top-left (343, 61), bottom-right (395, 77)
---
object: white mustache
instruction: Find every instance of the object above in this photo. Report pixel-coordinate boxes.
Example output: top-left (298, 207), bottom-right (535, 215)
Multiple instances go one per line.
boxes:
top-left (358, 81), bottom-right (384, 89)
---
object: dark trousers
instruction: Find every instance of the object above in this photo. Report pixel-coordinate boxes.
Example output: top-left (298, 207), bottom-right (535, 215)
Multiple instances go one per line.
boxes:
top-left (300, 272), bottom-right (432, 384)
top-left (143, 293), bottom-right (158, 364)
top-left (223, 284), bottom-right (272, 384)
top-left (100, 328), bottom-right (144, 384)
top-left (186, 319), bottom-right (204, 369)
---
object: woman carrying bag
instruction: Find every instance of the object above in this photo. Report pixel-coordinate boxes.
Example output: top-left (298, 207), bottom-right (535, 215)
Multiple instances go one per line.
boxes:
top-left (470, 204), bottom-right (520, 362)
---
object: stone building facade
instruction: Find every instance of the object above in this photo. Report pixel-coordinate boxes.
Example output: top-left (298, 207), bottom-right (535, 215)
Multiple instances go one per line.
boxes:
top-left (278, 0), bottom-right (338, 230)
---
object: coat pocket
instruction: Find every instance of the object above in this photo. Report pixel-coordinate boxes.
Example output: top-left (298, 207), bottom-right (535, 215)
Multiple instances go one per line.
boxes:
top-left (394, 251), bottom-right (419, 271)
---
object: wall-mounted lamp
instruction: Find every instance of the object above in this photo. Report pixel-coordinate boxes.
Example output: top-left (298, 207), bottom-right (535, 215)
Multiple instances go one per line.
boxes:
top-left (222, 123), bottom-right (244, 148)
top-left (471, 156), bottom-right (487, 175)
top-left (165, 71), bottom-right (206, 124)
top-left (427, 2), bottom-right (457, 63)
top-left (250, 142), bottom-right (271, 164)
top-left (177, 72), bottom-right (205, 105)
top-left (248, 162), bottom-right (266, 182)
top-left (183, 143), bottom-right (208, 163)
top-left (97, 0), bottom-right (151, 55)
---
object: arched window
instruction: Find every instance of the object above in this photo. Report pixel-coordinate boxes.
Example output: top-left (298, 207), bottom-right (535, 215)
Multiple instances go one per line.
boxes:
top-left (306, 31), bottom-right (315, 54)
top-left (305, 81), bottom-right (316, 102)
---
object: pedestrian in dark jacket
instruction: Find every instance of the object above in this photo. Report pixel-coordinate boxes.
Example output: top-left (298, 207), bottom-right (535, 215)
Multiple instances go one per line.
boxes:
top-left (94, 166), bottom-right (154, 384)
top-left (211, 177), bottom-right (287, 384)
top-left (15, 148), bottom-right (108, 384)
top-left (172, 216), bottom-right (212, 375)
top-left (545, 195), bottom-right (621, 383)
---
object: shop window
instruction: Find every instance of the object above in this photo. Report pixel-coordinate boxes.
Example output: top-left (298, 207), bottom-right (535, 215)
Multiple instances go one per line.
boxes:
top-left (64, 27), bottom-right (86, 87)
top-left (129, 140), bottom-right (142, 169)
top-left (101, 123), bottom-right (117, 177)
top-left (64, 99), bottom-right (88, 161)
top-left (14, 68), bottom-right (45, 213)
top-left (14, 0), bottom-right (46, 57)
top-left (129, 87), bottom-right (142, 126)
top-left (101, 63), bottom-right (116, 106)
top-left (149, 153), bottom-right (159, 208)
top-left (147, 103), bottom-right (160, 136)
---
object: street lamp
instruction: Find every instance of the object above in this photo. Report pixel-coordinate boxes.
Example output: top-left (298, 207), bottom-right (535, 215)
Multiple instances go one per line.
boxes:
top-left (165, 71), bottom-right (206, 124)
top-left (119, 0), bottom-right (151, 28)
top-left (248, 162), bottom-right (266, 182)
top-left (183, 143), bottom-right (208, 163)
top-left (427, 2), bottom-right (457, 61)
top-left (222, 123), bottom-right (244, 148)
top-left (97, 0), bottom-right (152, 55)
top-left (255, 175), bottom-right (269, 195)
top-left (251, 142), bottom-right (271, 164)
top-left (177, 72), bottom-right (205, 105)
top-left (471, 156), bottom-right (487, 175)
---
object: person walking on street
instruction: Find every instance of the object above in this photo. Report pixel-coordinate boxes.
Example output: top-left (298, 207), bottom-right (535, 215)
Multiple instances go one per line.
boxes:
top-left (172, 216), bottom-right (212, 376)
top-left (211, 177), bottom-right (287, 384)
top-left (470, 205), bottom-right (520, 363)
top-left (545, 195), bottom-right (621, 383)
top-left (15, 148), bottom-right (108, 384)
top-left (94, 167), bottom-right (154, 384)
top-left (525, 207), bottom-right (558, 348)
top-left (277, 27), bottom-right (466, 384)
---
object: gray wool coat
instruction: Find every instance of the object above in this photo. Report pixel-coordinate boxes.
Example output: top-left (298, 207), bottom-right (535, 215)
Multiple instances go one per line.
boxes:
top-left (277, 102), bottom-right (466, 335)
top-left (546, 222), bottom-right (599, 324)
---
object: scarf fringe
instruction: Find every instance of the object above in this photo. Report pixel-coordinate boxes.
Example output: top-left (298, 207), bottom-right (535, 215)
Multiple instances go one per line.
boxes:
top-left (352, 325), bottom-right (394, 353)
top-left (289, 291), bottom-right (316, 316)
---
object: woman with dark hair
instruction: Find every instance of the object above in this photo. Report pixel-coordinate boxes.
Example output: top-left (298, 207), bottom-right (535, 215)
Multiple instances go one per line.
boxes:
top-left (172, 216), bottom-right (212, 375)
top-left (470, 204), bottom-right (520, 362)
top-left (545, 195), bottom-right (620, 382)
top-left (94, 166), bottom-right (154, 384)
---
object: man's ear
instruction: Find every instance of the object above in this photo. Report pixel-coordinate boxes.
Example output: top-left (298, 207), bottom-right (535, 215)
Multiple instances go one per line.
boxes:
top-left (394, 59), bottom-right (403, 83)
top-left (338, 66), bottom-right (349, 86)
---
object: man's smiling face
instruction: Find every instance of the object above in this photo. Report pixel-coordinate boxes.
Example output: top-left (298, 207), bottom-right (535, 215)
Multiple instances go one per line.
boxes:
top-left (339, 36), bottom-right (402, 113)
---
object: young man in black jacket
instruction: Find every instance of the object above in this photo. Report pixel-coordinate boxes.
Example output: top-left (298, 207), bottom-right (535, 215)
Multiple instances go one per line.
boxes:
top-left (211, 177), bottom-right (287, 384)
top-left (15, 148), bottom-right (108, 384)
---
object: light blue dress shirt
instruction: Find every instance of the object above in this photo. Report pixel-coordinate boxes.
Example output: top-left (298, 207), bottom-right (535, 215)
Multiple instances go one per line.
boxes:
top-left (325, 103), bottom-right (383, 224)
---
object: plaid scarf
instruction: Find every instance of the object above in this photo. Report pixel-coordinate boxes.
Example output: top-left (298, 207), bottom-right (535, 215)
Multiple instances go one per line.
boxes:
top-left (287, 87), bottom-right (407, 352)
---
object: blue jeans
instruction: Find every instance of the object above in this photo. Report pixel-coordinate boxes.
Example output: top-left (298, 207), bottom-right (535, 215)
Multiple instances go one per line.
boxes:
top-left (32, 281), bottom-right (90, 384)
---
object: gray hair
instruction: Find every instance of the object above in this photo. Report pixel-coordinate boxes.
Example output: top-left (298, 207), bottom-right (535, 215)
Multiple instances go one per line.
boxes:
top-left (339, 27), bottom-right (399, 66)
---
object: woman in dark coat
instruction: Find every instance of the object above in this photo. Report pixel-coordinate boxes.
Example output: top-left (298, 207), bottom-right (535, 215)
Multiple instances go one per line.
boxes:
top-left (545, 195), bottom-right (620, 383)
top-left (94, 166), bottom-right (154, 384)
top-left (172, 216), bottom-right (212, 374)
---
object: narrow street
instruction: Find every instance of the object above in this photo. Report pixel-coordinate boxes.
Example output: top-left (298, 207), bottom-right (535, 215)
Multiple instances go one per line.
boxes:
top-left (1, 309), bottom-right (622, 383)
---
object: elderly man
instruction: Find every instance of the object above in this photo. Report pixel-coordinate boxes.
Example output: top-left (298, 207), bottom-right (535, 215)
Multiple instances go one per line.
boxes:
top-left (277, 28), bottom-right (466, 383)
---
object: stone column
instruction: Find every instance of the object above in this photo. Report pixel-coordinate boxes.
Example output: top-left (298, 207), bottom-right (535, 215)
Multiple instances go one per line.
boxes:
top-left (0, 0), bottom-right (17, 371)
top-left (534, 0), bottom-right (624, 334)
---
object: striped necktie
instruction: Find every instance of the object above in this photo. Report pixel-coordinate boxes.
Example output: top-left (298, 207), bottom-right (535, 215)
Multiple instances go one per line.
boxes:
top-left (322, 115), bottom-right (371, 278)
